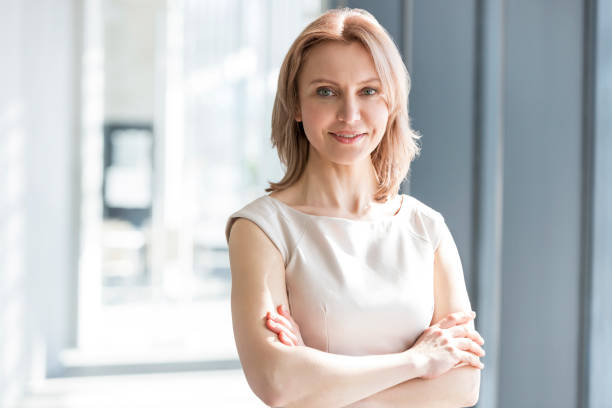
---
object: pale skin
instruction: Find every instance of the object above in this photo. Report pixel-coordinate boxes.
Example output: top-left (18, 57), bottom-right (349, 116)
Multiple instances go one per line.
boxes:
top-left (228, 40), bottom-right (485, 407)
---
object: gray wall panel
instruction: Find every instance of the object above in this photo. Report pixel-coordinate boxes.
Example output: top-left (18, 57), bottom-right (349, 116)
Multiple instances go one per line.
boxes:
top-left (500, 1), bottom-right (583, 407)
top-left (409, 1), bottom-right (477, 294)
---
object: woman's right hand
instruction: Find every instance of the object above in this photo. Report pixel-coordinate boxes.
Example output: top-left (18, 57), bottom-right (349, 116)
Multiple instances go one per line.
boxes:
top-left (409, 311), bottom-right (486, 380)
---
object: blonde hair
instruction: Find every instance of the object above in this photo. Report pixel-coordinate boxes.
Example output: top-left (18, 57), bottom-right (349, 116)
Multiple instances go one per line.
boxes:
top-left (265, 7), bottom-right (421, 201)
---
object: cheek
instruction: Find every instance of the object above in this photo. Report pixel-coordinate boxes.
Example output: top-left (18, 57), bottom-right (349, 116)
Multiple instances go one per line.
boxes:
top-left (366, 102), bottom-right (390, 133)
top-left (301, 101), bottom-right (331, 124)
top-left (301, 104), bottom-right (334, 139)
top-left (369, 100), bottom-right (390, 120)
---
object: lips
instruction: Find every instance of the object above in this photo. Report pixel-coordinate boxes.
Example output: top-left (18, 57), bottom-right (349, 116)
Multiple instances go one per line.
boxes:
top-left (330, 130), bottom-right (367, 136)
top-left (329, 132), bottom-right (367, 144)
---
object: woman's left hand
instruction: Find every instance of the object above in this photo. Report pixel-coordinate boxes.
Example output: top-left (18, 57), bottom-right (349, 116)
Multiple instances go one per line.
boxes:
top-left (265, 304), bottom-right (305, 347)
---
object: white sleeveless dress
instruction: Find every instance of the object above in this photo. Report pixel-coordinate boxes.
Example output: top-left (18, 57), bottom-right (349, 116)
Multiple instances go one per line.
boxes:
top-left (225, 193), bottom-right (449, 356)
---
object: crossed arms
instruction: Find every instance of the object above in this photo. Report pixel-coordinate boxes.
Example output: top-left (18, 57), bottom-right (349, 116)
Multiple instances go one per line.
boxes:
top-left (228, 217), bottom-right (482, 408)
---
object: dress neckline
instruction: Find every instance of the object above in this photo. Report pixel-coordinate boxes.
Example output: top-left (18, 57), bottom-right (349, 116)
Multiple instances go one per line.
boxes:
top-left (266, 193), bottom-right (406, 223)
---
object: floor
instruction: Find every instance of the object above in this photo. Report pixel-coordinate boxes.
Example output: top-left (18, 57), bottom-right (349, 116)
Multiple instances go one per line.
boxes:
top-left (12, 277), bottom-right (271, 406)
top-left (12, 369), bottom-right (268, 408)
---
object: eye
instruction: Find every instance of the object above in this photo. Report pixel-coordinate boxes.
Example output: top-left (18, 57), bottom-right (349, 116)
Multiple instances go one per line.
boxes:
top-left (362, 87), bottom-right (378, 96)
top-left (316, 87), bottom-right (335, 97)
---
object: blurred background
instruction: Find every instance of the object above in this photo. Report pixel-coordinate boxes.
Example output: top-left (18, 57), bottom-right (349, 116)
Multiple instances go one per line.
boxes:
top-left (0, 0), bottom-right (610, 407)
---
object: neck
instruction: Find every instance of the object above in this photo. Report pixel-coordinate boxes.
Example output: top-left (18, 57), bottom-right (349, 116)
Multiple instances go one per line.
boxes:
top-left (292, 147), bottom-right (385, 215)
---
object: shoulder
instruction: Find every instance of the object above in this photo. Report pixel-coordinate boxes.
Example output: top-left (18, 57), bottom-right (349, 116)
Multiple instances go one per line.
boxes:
top-left (227, 217), bottom-right (285, 268)
top-left (226, 195), bottom-right (288, 275)
top-left (225, 194), bottom-right (307, 266)
top-left (226, 193), bottom-right (283, 244)
top-left (225, 195), bottom-right (279, 242)
top-left (402, 194), bottom-right (447, 250)
top-left (403, 194), bottom-right (445, 221)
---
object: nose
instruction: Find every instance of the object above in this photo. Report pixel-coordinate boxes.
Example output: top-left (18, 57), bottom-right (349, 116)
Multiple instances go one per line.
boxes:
top-left (337, 94), bottom-right (361, 123)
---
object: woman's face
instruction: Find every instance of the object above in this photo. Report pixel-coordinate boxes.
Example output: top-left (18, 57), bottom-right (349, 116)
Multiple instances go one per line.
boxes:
top-left (296, 41), bottom-right (389, 165)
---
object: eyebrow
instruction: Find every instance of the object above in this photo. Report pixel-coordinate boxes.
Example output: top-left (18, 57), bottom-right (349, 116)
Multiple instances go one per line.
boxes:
top-left (308, 77), bottom-right (381, 86)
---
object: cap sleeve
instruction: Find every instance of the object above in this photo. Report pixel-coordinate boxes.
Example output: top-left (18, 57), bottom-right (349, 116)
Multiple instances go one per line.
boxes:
top-left (225, 198), bottom-right (293, 265)
top-left (430, 214), bottom-right (449, 252)
top-left (406, 196), bottom-right (448, 252)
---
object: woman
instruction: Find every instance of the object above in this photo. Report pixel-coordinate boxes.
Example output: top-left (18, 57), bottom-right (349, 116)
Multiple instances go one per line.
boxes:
top-left (225, 7), bottom-right (485, 408)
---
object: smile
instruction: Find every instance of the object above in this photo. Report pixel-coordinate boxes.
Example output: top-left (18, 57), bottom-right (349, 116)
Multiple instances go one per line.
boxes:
top-left (329, 132), bottom-right (367, 144)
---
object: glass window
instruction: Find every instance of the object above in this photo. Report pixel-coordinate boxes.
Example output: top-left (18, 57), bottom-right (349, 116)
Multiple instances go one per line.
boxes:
top-left (78, 0), bottom-right (323, 364)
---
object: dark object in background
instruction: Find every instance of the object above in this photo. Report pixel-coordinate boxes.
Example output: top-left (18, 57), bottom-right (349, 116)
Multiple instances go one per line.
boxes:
top-left (103, 122), bottom-right (154, 228)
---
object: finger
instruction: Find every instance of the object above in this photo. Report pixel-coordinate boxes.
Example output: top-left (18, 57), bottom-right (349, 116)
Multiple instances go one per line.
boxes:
top-left (437, 311), bottom-right (476, 329)
top-left (279, 331), bottom-right (297, 346)
top-left (268, 313), bottom-right (300, 342)
top-left (268, 312), bottom-right (290, 327)
top-left (449, 324), bottom-right (485, 345)
top-left (266, 318), bottom-right (299, 344)
top-left (448, 325), bottom-right (485, 345)
top-left (278, 331), bottom-right (294, 346)
top-left (456, 350), bottom-right (484, 369)
top-left (278, 305), bottom-right (298, 325)
top-left (439, 311), bottom-right (476, 329)
top-left (269, 312), bottom-right (296, 332)
top-left (266, 318), bottom-right (294, 346)
top-left (267, 318), bottom-right (299, 344)
top-left (265, 316), bottom-right (283, 334)
top-left (454, 338), bottom-right (486, 357)
top-left (471, 328), bottom-right (485, 345)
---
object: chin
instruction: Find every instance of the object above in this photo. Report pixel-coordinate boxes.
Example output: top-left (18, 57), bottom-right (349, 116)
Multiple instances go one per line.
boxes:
top-left (326, 150), bottom-right (375, 166)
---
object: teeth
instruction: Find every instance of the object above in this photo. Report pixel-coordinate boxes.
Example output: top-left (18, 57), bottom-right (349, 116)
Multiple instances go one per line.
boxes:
top-left (335, 133), bottom-right (362, 138)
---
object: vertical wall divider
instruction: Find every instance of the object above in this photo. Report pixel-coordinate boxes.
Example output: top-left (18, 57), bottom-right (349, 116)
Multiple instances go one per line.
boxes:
top-left (582, 0), bottom-right (612, 406)
top-left (578, 1), bottom-right (595, 406)
top-left (472, 1), bottom-right (504, 407)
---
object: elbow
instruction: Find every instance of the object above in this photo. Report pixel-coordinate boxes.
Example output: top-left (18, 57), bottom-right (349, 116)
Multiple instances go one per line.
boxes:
top-left (259, 368), bottom-right (306, 408)
top-left (461, 367), bottom-right (481, 407)
top-left (260, 369), bottom-right (299, 408)
top-left (261, 390), bottom-right (284, 408)
top-left (258, 379), bottom-right (298, 408)
top-left (243, 352), bottom-right (293, 407)
top-left (246, 365), bottom-right (284, 407)
top-left (240, 342), bottom-right (308, 407)
top-left (248, 372), bottom-right (284, 407)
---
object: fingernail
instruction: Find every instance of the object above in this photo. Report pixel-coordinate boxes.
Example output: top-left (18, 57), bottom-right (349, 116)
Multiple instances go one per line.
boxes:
top-left (471, 311), bottom-right (476, 317)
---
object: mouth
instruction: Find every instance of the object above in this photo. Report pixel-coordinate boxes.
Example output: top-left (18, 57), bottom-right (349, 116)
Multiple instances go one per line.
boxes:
top-left (329, 132), bottom-right (367, 144)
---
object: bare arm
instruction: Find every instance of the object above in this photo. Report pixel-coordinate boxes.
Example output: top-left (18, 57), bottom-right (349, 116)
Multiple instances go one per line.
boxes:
top-left (345, 217), bottom-right (483, 407)
top-left (228, 218), bottom-right (427, 408)
top-left (265, 217), bottom-right (484, 408)
top-left (344, 366), bottom-right (479, 408)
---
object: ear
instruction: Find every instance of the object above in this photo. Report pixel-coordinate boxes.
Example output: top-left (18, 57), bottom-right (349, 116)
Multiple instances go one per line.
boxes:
top-left (294, 108), bottom-right (302, 122)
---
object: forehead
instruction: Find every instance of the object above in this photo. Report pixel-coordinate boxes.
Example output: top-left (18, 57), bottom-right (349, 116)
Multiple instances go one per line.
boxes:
top-left (299, 41), bottom-right (379, 84)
